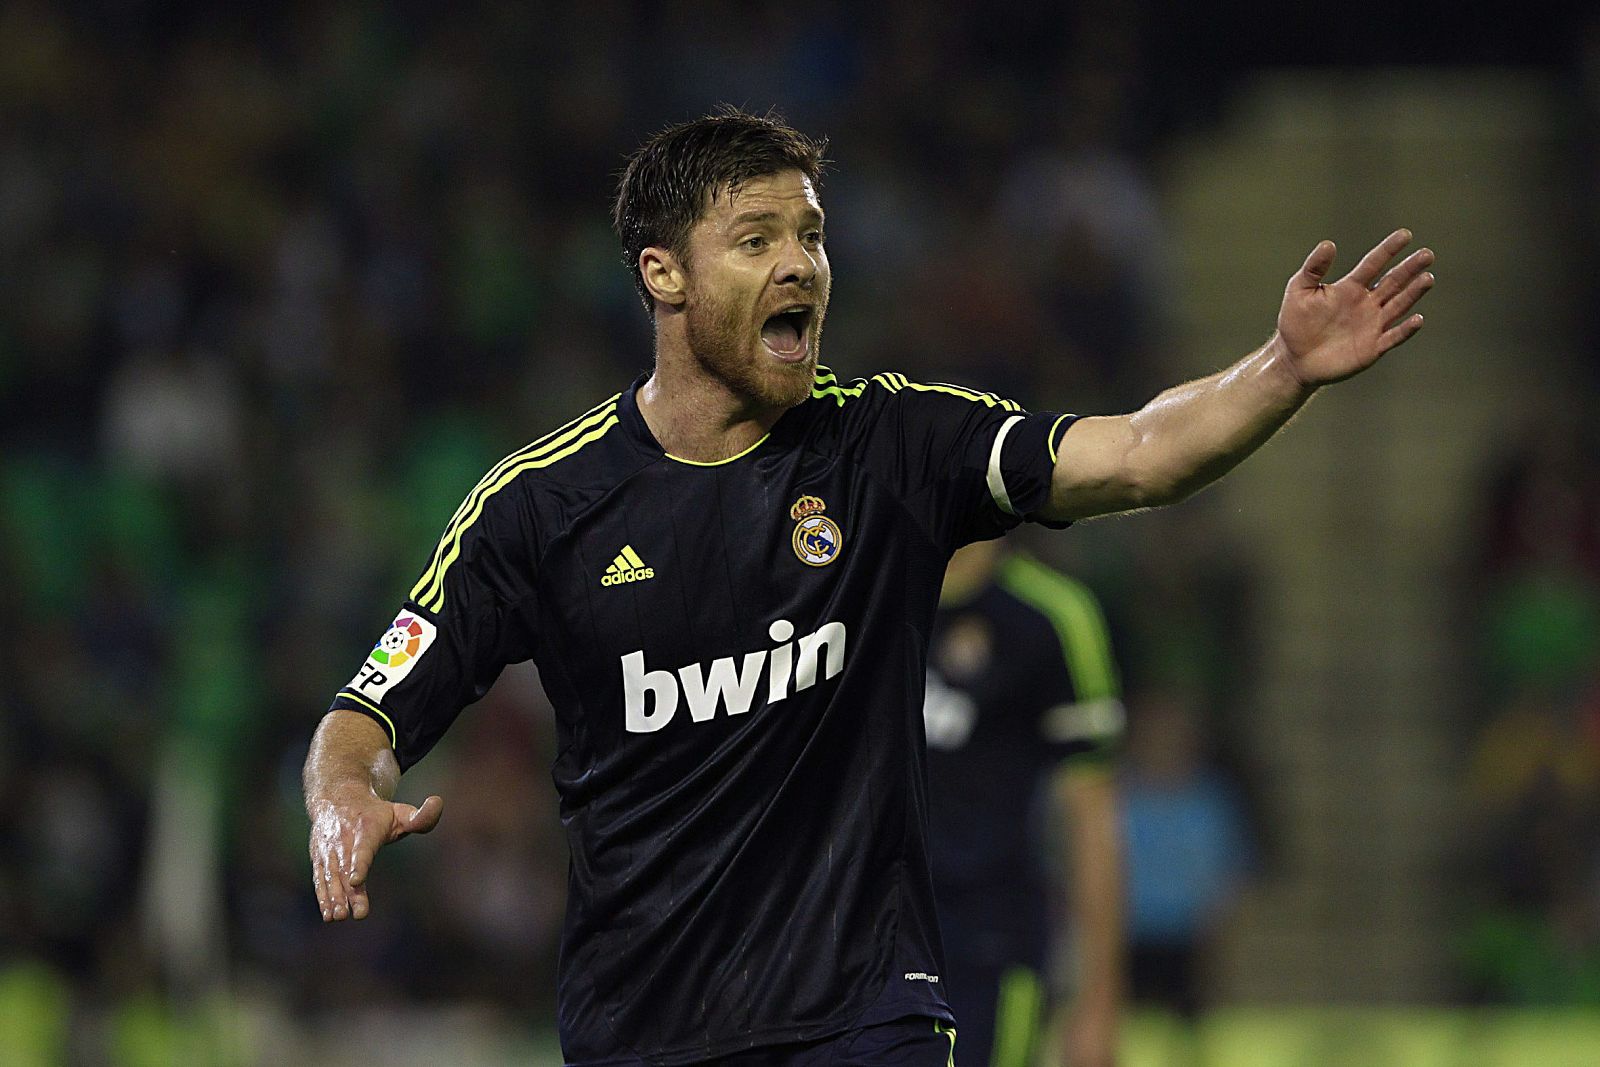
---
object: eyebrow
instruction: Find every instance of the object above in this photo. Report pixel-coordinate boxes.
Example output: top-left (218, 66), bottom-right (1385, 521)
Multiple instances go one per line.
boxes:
top-left (726, 208), bottom-right (826, 229)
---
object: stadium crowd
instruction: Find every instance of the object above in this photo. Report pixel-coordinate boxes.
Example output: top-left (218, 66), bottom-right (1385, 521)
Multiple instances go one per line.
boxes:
top-left (0, 1), bottom-right (1593, 1062)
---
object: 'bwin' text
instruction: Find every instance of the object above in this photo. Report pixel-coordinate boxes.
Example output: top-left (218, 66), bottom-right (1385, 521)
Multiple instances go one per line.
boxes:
top-left (622, 619), bottom-right (846, 732)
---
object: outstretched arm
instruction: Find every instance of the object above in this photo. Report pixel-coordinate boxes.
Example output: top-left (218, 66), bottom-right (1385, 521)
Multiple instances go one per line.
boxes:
top-left (304, 709), bottom-right (442, 921)
top-left (1041, 230), bottom-right (1435, 522)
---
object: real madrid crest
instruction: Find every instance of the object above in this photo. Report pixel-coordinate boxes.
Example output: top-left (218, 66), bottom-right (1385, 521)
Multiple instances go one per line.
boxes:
top-left (790, 495), bottom-right (842, 566)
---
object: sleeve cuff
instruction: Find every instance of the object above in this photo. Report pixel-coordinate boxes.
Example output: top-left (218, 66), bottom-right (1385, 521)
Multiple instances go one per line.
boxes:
top-left (987, 411), bottom-right (1078, 528)
top-left (330, 688), bottom-right (399, 751)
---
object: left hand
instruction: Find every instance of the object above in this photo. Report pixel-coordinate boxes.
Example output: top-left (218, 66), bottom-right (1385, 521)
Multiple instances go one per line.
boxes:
top-left (1062, 995), bottom-right (1118, 1067)
top-left (1275, 229), bottom-right (1434, 387)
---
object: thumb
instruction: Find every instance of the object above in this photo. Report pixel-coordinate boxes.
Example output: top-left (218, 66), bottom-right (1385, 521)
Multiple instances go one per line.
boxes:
top-left (392, 794), bottom-right (444, 838)
top-left (1290, 240), bottom-right (1336, 290)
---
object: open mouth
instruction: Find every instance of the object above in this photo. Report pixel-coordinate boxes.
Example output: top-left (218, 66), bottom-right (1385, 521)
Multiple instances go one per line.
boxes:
top-left (760, 306), bottom-right (813, 363)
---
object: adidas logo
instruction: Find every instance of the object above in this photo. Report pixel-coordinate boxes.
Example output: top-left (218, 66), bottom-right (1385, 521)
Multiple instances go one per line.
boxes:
top-left (601, 545), bottom-right (655, 587)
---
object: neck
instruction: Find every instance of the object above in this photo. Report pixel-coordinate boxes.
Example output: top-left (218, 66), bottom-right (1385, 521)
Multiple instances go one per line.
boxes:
top-left (637, 331), bottom-right (787, 464)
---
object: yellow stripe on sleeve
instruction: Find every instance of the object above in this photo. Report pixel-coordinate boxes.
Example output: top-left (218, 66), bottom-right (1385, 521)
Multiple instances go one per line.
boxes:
top-left (339, 689), bottom-right (398, 750)
top-left (417, 413), bottom-right (619, 611)
top-left (410, 396), bottom-right (619, 603)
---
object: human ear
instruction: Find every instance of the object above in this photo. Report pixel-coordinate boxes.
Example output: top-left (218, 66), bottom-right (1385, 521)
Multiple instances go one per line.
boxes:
top-left (640, 248), bottom-right (688, 307)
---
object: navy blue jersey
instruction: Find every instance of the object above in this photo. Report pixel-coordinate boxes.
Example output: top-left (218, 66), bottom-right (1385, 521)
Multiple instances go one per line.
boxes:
top-left (923, 555), bottom-right (1123, 966)
top-left (328, 367), bottom-right (1075, 1065)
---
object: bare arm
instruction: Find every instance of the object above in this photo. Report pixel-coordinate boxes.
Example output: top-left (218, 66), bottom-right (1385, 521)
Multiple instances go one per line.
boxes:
top-left (304, 709), bottom-right (442, 922)
top-left (1054, 764), bottom-right (1123, 1067)
top-left (1042, 230), bottom-right (1435, 522)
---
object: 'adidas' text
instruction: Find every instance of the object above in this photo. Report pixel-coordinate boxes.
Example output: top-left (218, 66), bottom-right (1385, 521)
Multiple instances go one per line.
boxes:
top-left (622, 619), bottom-right (847, 732)
top-left (602, 545), bottom-right (654, 587)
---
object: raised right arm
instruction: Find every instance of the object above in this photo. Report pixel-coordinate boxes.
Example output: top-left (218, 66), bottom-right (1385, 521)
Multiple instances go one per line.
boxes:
top-left (304, 709), bottom-right (442, 922)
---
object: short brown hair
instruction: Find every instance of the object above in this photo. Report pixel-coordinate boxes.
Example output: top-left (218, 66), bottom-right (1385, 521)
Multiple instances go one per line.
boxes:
top-left (613, 107), bottom-right (827, 314)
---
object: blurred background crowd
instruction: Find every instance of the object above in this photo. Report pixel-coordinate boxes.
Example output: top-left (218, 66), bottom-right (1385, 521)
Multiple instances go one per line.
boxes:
top-left (2, 1), bottom-right (1599, 1063)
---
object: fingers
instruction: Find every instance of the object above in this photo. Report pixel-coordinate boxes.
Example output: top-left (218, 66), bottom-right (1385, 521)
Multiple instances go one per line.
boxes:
top-left (1379, 313), bottom-right (1425, 353)
top-left (1371, 246), bottom-right (1434, 305)
top-left (347, 831), bottom-right (378, 921)
top-left (311, 848), bottom-right (333, 921)
top-left (330, 831), bottom-right (355, 920)
top-left (1345, 228), bottom-right (1412, 287)
top-left (309, 800), bottom-right (381, 923)
top-left (409, 795), bottom-right (444, 835)
top-left (312, 835), bottom-right (351, 921)
top-left (310, 794), bottom-right (442, 924)
top-left (1290, 240), bottom-right (1337, 290)
top-left (1383, 267), bottom-right (1434, 323)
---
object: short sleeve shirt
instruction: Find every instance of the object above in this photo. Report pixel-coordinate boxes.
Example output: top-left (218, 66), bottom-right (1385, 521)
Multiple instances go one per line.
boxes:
top-left (923, 555), bottom-right (1124, 961)
top-left (328, 367), bottom-right (1076, 1065)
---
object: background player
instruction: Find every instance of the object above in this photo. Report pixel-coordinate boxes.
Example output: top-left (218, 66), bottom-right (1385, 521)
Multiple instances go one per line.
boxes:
top-left (925, 540), bottom-right (1124, 1067)
top-left (304, 109), bottom-right (1433, 1066)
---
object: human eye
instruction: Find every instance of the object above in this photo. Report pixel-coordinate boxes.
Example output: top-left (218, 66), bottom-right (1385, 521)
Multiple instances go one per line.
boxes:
top-left (804, 229), bottom-right (825, 246)
top-left (742, 234), bottom-right (767, 251)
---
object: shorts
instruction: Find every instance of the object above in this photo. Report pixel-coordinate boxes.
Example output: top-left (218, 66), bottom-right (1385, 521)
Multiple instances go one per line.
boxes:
top-left (708, 1015), bottom-right (957, 1067)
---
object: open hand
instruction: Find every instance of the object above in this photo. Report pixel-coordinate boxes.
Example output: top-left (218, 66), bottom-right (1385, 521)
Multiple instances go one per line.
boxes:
top-left (309, 789), bottom-right (442, 921)
top-left (1276, 229), bottom-right (1434, 387)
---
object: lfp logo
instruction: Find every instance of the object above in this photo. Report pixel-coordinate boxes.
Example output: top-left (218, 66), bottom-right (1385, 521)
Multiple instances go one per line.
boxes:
top-left (371, 615), bottom-right (426, 668)
top-left (350, 611), bottom-right (438, 700)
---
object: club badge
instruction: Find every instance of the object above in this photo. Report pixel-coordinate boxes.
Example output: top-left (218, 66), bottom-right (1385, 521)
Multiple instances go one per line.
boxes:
top-left (790, 495), bottom-right (842, 567)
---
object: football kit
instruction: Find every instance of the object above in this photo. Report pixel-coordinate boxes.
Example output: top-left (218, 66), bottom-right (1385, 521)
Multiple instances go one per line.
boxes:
top-left (923, 555), bottom-right (1123, 1067)
top-left (329, 367), bottom-right (1075, 1065)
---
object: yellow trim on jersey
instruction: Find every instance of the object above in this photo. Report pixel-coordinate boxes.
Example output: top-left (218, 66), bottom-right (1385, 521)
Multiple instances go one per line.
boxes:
top-left (811, 371), bottom-right (868, 405)
top-left (935, 1020), bottom-right (957, 1067)
top-left (810, 367), bottom-right (1024, 412)
top-left (901, 378), bottom-right (1023, 411)
top-left (415, 412), bottom-right (620, 611)
top-left (339, 689), bottom-right (398, 750)
top-left (1047, 412), bottom-right (1074, 464)
top-left (663, 433), bottom-right (769, 466)
top-left (411, 395), bottom-right (619, 603)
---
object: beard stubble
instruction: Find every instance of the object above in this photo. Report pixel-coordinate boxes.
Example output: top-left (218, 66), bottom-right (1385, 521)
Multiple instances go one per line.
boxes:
top-left (683, 284), bottom-right (820, 411)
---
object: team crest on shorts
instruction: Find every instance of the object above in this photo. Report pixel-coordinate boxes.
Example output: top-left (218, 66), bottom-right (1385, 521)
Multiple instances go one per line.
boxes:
top-left (790, 495), bottom-right (842, 567)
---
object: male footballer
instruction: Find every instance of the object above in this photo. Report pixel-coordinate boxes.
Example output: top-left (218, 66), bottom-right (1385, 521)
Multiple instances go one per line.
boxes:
top-left (305, 108), bottom-right (1434, 1066)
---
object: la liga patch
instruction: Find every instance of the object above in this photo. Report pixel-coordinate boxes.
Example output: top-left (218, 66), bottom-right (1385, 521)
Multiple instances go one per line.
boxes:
top-left (349, 611), bottom-right (438, 702)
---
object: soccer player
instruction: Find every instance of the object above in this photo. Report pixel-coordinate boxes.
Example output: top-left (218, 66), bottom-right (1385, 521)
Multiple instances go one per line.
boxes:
top-left (304, 109), bottom-right (1434, 1067)
top-left (923, 541), bottom-right (1123, 1067)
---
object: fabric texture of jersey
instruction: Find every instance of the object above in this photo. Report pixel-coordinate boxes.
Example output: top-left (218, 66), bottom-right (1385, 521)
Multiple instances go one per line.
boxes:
top-left (329, 369), bottom-right (1073, 1065)
top-left (923, 554), bottom-right (1123, 972)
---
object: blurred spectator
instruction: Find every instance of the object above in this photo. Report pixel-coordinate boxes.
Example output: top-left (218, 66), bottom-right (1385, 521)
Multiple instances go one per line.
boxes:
top-left (1462, 682), bottom-right (1600, 1004)
top-left (1461, 425), bottom-right (1600, 1003)
top-left (1120, 688), bottom-right (1254, 1019)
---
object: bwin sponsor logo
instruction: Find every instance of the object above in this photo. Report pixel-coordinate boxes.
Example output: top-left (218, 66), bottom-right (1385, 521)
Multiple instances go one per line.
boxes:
top-left (622, 620), bottom-right (847, 733)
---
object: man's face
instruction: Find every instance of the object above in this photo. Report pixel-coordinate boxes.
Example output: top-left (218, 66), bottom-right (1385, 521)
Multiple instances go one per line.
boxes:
top-left (678, 169), bottom-right (830, 410)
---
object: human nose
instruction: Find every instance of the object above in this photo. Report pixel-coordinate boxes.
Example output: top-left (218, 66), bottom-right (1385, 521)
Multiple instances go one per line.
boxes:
top-left (772, 237), bottom-right (818, 289)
